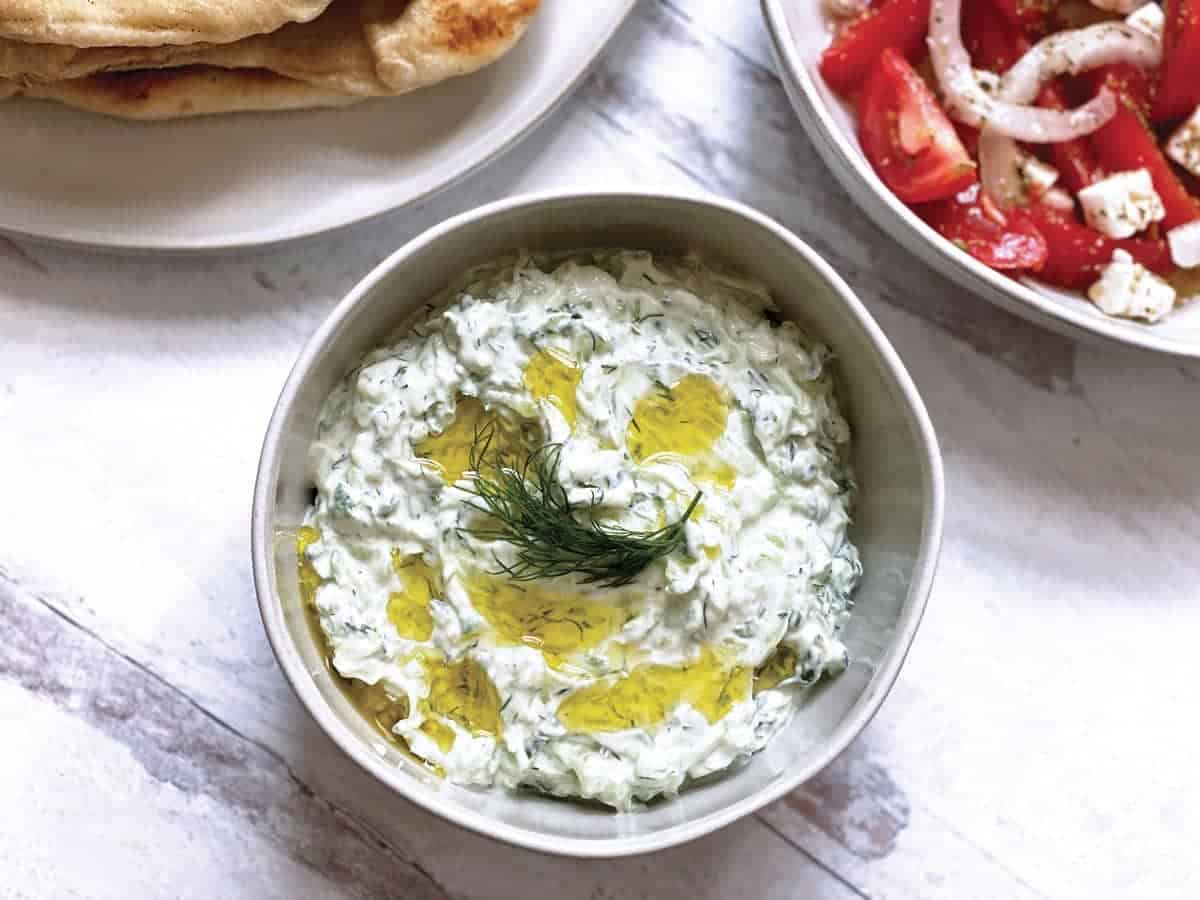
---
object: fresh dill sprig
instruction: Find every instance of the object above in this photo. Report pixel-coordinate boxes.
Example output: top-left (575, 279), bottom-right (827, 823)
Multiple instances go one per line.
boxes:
top-left (462, 424), bottom-right (701, 588)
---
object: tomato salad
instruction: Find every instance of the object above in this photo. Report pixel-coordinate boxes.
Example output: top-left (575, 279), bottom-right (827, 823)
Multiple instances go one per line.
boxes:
top-left (818, 0), bottom-right (1200, 323)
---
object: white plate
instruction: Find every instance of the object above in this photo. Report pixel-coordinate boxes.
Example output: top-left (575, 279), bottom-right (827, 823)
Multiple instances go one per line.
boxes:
top-left (0, 0), bottom-right (636, 252)
top-left (762, 0), bottom-right (1200, 358)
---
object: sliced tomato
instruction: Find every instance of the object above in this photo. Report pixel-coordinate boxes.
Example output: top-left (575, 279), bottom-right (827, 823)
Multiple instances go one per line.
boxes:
top-left (1037, 83), bottom-right (1104, 192)
top-left (819, 0), bottom-right (930, 96)
top-left (955, 121), bottom-right (980, 159)
top-left (984, 0), bottom-right (1053, 35)
top-left (1086, 71), bottom-right (1200, 228)
top-left (1028, 207), bottom-right (1174, 289)
top-left (1153, 0), bottom-right (1200, 123)
top-left (1083, 62), bottom-right (1155, 118)
top-left (858, 49), bottom-right (977, 203)
top-left (916, 183), bottom-right (1048, 270)
top-left (963, 0), bottom-right (1028, 70)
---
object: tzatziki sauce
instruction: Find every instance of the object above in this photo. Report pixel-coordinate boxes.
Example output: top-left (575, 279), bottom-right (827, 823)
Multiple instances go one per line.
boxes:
top-left (299, 250), bottom-right (861, 810)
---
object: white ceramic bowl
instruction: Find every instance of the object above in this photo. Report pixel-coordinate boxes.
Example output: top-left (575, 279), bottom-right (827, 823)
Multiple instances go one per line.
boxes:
top-left (251, 191), bottom-right (944, 856)
top-left (762, 0), bottom-right (1200, 358)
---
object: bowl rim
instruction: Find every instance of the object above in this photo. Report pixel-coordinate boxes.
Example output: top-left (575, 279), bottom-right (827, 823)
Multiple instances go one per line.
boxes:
top-left (760, 0), bottom-right (1200, 360)
top-left (251, 188), bottom-right (945, 857)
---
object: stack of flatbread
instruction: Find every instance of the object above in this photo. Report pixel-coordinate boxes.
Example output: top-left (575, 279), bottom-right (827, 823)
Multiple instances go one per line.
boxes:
top-left (0, 0), bottom-right (540, 119)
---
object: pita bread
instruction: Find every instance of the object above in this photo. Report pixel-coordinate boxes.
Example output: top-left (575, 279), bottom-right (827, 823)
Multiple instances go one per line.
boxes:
top-left (6, 66), bottom-right (359, 119)
top-left (0, 0), bottom-right (334, 48)
top-left (0, 0), bottom-right (540, 97)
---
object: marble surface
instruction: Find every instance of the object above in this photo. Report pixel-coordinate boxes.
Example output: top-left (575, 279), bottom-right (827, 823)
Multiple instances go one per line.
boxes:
top-left (3, 2), bottom-right (1199, 898)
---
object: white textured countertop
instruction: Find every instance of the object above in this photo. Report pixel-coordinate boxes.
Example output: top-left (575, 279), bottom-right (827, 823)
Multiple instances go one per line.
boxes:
top-left (3, 3), bottom-right (1199, 898)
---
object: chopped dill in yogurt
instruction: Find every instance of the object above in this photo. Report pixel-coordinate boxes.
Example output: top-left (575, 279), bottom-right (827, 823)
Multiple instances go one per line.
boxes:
top-left (300, 250), bottom-right (861, 810)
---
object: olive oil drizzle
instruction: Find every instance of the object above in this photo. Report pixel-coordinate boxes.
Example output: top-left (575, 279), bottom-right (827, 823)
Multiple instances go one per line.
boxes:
top-left (753, 644), bottom-right (798, 694)
top-left (523, 349), bottom-right (582, 428)
top-left (556, 646), bottom-right (750, 733)
top-left (415, 395), bottom-right (541, 484)
top-left (627, 373), bottom-right (729, 461)
top-left (386, 549), bottom-right (437, 641)
top-left (466, 574), bottom-right (628, 669)
top-left (626, 374), bottom-right (737, 490)
top-left (297, 525), bottom-right (322, 608)
top-left (424, 656), bottom-right (503, 738)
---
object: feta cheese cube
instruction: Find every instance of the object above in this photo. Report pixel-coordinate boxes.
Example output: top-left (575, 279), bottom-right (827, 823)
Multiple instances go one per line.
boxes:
top-left (1126, 2), bottom-right (1165, 41)
top-left (1167, 220), bottom-right (1200, 268)
top-left (1166, 107), bottom-right (1200, 179)
top-left (1077, 169), bottom-right (1165, 238)
top-left (1090, 0), bottom-right (1149, 13)
top-left (1087, 249), bottom-right (1176, 322)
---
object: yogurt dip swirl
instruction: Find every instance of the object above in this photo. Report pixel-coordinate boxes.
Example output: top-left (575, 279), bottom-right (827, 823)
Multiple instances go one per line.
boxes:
top-left (300, 250), bottom-right (861, 810)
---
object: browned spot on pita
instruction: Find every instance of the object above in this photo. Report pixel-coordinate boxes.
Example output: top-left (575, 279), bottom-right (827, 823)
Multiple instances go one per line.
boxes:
top-left (434, 0), bottom-right (539, 54)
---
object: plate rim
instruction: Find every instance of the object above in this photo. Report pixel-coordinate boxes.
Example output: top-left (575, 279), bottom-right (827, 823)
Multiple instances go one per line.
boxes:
top-left (761, 0), bottom-right (1200, 360)
top-left (0, 0), bottom-right (639, 255)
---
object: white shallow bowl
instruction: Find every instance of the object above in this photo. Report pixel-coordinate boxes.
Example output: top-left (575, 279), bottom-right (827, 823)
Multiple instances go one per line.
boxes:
top-left (251, 191), bottom-right (944, 857)
top-left (763, 0), bottom-right (1200, 357)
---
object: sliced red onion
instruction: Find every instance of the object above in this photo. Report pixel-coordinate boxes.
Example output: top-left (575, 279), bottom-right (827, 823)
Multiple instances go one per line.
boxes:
top-left (999, 23), bottom-right (1161, 105)
top-left (928, 0), bottom-right (1119, 143)
top-left (978, 127), bottom-right (1027, 208)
